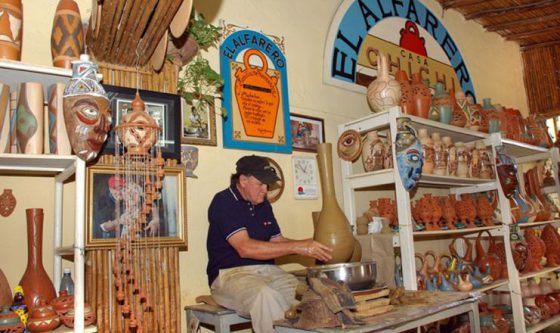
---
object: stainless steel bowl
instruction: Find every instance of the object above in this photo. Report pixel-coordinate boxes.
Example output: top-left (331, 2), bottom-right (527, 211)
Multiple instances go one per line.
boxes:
top-left (306, 261), bottom-right (377, 291)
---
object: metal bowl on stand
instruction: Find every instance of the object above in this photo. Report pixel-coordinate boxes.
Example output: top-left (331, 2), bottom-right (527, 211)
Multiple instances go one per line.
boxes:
top-left (306, 261), bottom-right (377, 291)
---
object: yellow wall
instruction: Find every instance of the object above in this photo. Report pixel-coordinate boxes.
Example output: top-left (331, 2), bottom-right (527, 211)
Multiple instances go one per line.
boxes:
top-left (1, 0), bottom-right (528, 331)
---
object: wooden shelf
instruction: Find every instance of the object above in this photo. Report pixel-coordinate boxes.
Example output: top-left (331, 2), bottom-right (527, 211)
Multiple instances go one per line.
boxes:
top-left (520, 265), bottom-right (560, 281)
top-left (518, 219), bottom-right (560, 228)
top-left (475, 279), bottom-right (509, 293)
top-left (0, 153), bottom-right (77, 174)
top-left (413, 224), bottom-right (503, 237)
top-left (407, 114), bottom-right (488, 144)
top-left (501, 138), bottom-right (549, 159)
top-left (527, 315), bottom-right (560, 333)
top-left (0, 59), bottom-right (71, 96)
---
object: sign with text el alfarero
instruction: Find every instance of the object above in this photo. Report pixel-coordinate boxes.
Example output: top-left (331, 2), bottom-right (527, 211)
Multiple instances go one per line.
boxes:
top-left (325, 0), bottom-right (476, 101)
top-left (221, 29), bottom-right (292, 153)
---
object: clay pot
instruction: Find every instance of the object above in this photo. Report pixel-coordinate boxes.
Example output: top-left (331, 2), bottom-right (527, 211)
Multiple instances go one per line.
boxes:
top-left (476, 193), bottom-right (494, 226)
top-left (523, 229), bottom-right (546, 273)
top-left (361, 131), bottom-right (386, 172)
top-left (440, 195), bottom-right (457, 230)
top-left (16, 82), bottom-right (44, 154)
top-left (442, 136), bottom-right (457, 176)
top-left (411, 73), bottom-right (431, 118)
top-left (432, 132), bottom-right (446, 176)
top-left (455, 142), bottom-right (469, 178)
top-left (313, 143), bottom-right (355, 264)
top-left (418, 128), bottom-right (434, 174)
top-left (449, 88), bottom-right (468, 127)
top-left (19, 209), bottom-right (57, 311)
top-left (366, 52), bottom-right (401, 113)
top-left (466, 96), bottom-right (482, 131)
top-left (0, 306), bottom-right (24, 333)
top-left (395, 70), bottom-right (414, 115)
top-left (51, 0), bottom-right (84, 68)
top-left (59, 303), bottom-right (96, 328)
top-left (50, 290), bottom-right (73, 315)
top-left (541, 224), bottom-right (560, 266)
top-left (0, 0), bottom-right (22, 60)
top-left (475, 230), bottom-right (502, 281)
top-left (27, 300), bottom-right (60, 332)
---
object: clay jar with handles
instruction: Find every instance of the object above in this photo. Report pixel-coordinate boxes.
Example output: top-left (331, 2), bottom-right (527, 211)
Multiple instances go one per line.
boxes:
top-left (411, 72), bottom-right (431, 118)
top-left (449, 236), bottom-right (474, 273)
top-left (395, 70), bottom-right (414, 115)
top-left (475, 230), bottom-right (502, 281)
top-left (366, 51), bottom-right (401, 113)
top-left (27, 299), bottom-right (60, 332)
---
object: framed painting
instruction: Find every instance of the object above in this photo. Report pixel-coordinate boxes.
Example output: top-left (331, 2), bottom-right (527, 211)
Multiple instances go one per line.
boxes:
top-left (181, 96), bottom-right (217, 146)
top-left (290, 114), bottom-right (325, 152)
top-left (86, 164), bottom-right (187, 248)
top-left (99, 85), bottom-right (181, 160)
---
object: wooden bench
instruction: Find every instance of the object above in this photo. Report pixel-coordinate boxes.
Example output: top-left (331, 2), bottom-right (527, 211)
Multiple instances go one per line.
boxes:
top-left (185, 303), bottom-right (252, 333)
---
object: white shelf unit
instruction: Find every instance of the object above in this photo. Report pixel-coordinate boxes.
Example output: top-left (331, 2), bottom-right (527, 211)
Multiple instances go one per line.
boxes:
top-left (0, 61), bottom-right (89, 333)
top-left (338, 107), bottom-right (560, 333)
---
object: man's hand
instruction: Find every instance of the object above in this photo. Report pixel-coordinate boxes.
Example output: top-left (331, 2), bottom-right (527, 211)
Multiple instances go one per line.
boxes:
top-left (144, 219), bottom-right (160, 236)
top-left (296, 239), bottom-right (333, 262)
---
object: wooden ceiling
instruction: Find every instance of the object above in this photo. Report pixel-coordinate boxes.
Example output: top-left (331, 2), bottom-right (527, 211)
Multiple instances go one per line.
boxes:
top-left (436, 0), bottom-right (560, 51)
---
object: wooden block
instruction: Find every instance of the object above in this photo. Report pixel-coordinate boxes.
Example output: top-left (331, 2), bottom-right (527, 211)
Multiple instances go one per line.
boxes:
top-left (354, 304), bottom-right (394, 318)
top-left (353, 288), bottom-right (389, 302)
top-left (355, 298), bottom-right (390, 312)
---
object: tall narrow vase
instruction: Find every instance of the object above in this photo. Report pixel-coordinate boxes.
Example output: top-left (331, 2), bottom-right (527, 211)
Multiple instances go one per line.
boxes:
top-left (51, 0), bottom-right (84, 68)
top-left (47, 83), bottom-right (71, 154)
top-left (16, 82), bottom-right (44, 154)
top-left (313, 143), bottom-right (355, 264)
top-left (19, 208), bottom-right (56, 311)
top-left (0, 83), bottom-right (10, 153)
top-left (0, 0), bottom-right (22, 60)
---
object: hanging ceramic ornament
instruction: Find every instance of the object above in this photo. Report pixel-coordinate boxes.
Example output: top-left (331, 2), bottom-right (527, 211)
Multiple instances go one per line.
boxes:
top-left (62, 54), bottom-right (111, 161)
top-left (395, 117), bottom-right (423, 191)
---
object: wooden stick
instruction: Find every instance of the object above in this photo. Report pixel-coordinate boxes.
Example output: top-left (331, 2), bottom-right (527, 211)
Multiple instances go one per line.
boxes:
top-left (119, 1), bottom-right (157, 65)
top-left (140, 0), bottom-right (182, 65)
top-left (169, 248), bottom-right (176, 333)
top-left (107, 0), bottom-right (132, 56)
top-left (163, 247), bottom-right (170, 333)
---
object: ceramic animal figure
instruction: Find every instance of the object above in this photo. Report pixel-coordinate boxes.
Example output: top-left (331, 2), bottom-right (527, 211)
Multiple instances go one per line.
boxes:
top-left (476, 194), bottom-right (494, 226)
top-left (440, 196), bottom-right (456, 230)
top-left (541, 224), bottom-right (560, 267)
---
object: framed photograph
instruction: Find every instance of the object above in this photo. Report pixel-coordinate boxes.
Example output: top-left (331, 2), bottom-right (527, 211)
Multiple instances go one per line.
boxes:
top-left (86, 164), bottom-right (187, 248)
top-left (181, 96), bottom-right (217, 146)
top-left (100, 84), bottom-right (181, 160)
top-left (290, 114), bottom-right (325, 152)
top-left (292, 155), bottom-right (319, 199)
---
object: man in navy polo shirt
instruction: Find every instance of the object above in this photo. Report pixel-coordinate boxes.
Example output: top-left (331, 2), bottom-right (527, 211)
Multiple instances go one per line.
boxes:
top-left (207, 155), bottom-right (332, 333)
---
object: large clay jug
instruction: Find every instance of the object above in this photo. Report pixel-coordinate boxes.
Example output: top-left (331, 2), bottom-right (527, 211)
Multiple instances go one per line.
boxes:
top-left (19, 208), bottom-right (57, 311)
top-left (395, 70), bottom-right (414, 115)
top-left (366, 51), bottom-right (401, 113)
top-left (313, 143), bottom-right (354, 264)
top-left (50, 0), bottom-right (84, 69)
top-left (0, 0), bottom-right (22, 60)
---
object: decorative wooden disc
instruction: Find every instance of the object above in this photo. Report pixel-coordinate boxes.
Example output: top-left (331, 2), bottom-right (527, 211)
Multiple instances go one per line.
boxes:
top-left (337, 129), bottom-right (363, 162)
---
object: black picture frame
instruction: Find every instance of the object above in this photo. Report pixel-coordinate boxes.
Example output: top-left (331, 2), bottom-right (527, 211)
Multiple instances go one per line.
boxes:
top-left (99, 85), bottom-right (181, 160)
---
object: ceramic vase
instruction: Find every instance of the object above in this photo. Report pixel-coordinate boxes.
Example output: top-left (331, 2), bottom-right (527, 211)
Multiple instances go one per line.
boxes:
top-left (395, 70), bottom-right (414, 115)
top-left (432, 132), bottom-right (446, 176)
top-left (50, 0), bottom-right (84, 69)
top-left (19, 208), bottom-right (57, 311)
top-left (314, 143), bottom-right (354, 264)
top-left (442, 136), bottom-right (457, 176)
top-left (16, 82), bottom-right (44, 154)
top-left (466, 96), bottom-right (483, 132)
top-left (361, 131), bottom-right (385, 172)
top-left (430, 82), bottom-right (451, 122)
top-left (0, 83), bottom-right (9, 153)
top-left (411, 73), bottom-right (431, 118)
top-left (47, 83), bottom-right (71, 155)
top-left (418, 128), bottom-right (434, 174)
top-left (449, 89), bottom-right (467, 127)
top-left (465, 142), bottom-right (477, 178)
top-left (477, 141), bottom-right (493, 179)
top-left (0, 0), bottom-right (22, 60)
top-left (366, 52), bottom-right (401, 113)
top-left (456, 142), bottom-right (469, 178)
top-left (483, 98), bottom-right (500, 134)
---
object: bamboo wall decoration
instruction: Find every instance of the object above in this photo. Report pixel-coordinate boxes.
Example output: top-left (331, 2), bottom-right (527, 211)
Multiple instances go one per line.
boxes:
top-left (522, 45), bottom-right (560, 115)
top-left (86, 247), bottom-right (181, 333)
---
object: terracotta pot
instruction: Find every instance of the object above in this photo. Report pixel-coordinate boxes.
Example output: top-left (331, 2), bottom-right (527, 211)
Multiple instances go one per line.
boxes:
top-left (449, 89), bottom-right (467, 127)
top-left (19, 209), bottom-right (57, 311)
top-left (541, 224), bottom-right (560, 266)
top-left (0, 306), bottom-right (24, 333)
top-left (0, 0), bottom-right (22, 60)
top-left (475, 230), bottom-right (502, 281)
top-left (366, 52), bottom-right (401, 113)
top-left (50, 0), bottom-right (84, 68)
top-left (395, 70), bottom-right (414, 115)
top-left (361, 131), bottom-right (385, 172)
top-left (47, 83), bottom-right (71, 155)
top-left (523, 229), bottom-right (545, 273)
top-left (411, 73), bottom-right (430, 118)
top-left (50, 290), bottom-right (73, 315)
top-left (16, 82), bottom-right (44, 154)
top-left (432, 132), bottom-right (446, 176)
top-left (313, 143), bottom-right (354, 264)
top-left (26, 300), bottom-right (60, 332)
top-left (466, 96), bottom-right (482, 131)
top-left (418, 128), bottom-right (434, 174)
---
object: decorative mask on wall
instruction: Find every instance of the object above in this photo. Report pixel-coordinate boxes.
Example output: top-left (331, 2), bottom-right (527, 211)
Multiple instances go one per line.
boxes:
top-left (395, 117), bottom-right (423, 191)
top-left (495, 145), bottom-right (519, 198)
top-left (63, 54), bottom-right (111, 161)
top-left (336, 129), bottom-right (362, 162)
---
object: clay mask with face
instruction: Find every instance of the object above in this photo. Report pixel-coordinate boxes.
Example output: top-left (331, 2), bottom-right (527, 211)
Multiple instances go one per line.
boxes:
top-left (63, 54), bottom-right (111, 161)
top-left (495, 146), bottom-right (519, 198)
top-left (395, 117), bottom-right (423, 191)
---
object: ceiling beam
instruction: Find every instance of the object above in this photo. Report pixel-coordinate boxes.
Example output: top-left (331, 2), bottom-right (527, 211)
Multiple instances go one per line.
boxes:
top-left (520, 39), bottom-right (560, 51)
top-left (441, 0), bottom-right (487, 10)
top-left (484, 12), bottom-right (560, 31)
top-left (465, 0), bottom-right (560, 20)
top-left (504, 25), bottom-right (560, 41)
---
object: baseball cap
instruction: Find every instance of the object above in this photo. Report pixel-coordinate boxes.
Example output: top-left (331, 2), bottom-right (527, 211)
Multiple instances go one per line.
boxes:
top-left (236, 155), bottom-right (280, 185)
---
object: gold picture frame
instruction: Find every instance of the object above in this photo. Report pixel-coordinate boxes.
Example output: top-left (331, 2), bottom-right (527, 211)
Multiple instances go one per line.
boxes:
top-left (85, 164), bottom-right (187, 249)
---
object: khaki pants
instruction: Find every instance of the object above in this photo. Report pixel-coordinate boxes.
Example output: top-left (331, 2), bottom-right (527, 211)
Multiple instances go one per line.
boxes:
top-left (210, 265), bottom-right (298, 333)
